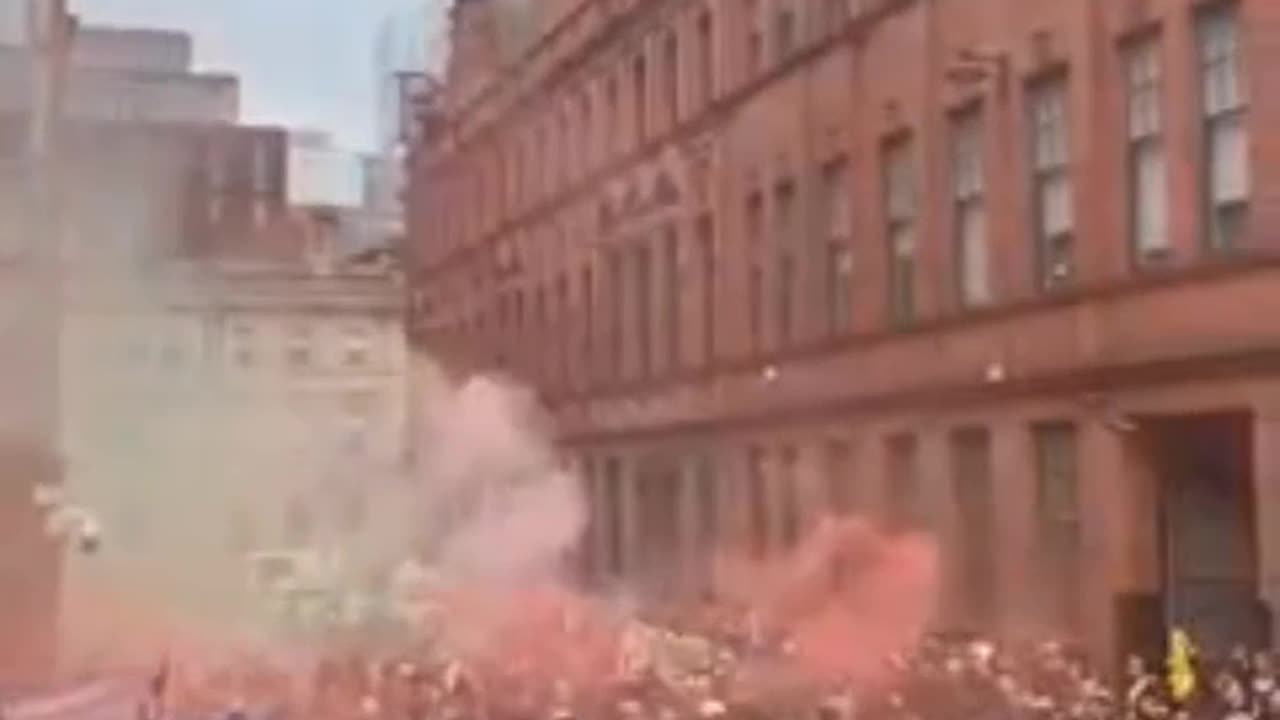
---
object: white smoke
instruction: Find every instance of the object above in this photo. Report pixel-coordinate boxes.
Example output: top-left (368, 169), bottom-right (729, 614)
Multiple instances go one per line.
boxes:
top-left (407, 355), bottom-right (586, 588)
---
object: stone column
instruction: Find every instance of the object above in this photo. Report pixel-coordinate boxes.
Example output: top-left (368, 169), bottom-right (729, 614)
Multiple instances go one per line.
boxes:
top-left (1081, 418), bottom-right (1160, 668)
top-left (990, 419), bottom-right (1036, 641)
top-left (1254, 399), bottom-right (1280, 647)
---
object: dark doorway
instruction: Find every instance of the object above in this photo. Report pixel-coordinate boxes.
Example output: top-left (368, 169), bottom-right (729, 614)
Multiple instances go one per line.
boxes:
top-left (1147, 412), bottom-right (1262, 656)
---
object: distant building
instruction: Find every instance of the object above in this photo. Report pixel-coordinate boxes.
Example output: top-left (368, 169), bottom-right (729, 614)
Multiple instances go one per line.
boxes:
top-left (0, 16), bottom-right (410, 671)
top-left (58, 257), bottom-right (409, 662)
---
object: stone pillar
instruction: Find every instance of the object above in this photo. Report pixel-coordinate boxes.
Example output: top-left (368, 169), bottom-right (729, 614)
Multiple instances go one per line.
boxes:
top-left (1254, 400), bottom-right (1280, 647)
top-left (990, 420), bottom-right (1036, 642)
top-left (1081, 419), bottom-right (1161, 668)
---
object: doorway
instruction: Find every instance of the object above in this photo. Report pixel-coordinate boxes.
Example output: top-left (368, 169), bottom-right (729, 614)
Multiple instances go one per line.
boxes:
top-left (1147, 412), bottom-right (1263, 656)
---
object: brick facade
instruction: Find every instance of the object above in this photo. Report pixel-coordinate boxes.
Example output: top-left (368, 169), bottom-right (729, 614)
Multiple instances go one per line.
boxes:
top-left (409, 0), bottom-right (1280, 662)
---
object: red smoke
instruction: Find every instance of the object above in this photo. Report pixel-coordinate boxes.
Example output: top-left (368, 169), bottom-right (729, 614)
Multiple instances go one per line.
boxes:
top-left (719, 517), bottom-right (940, 690)
top-left (436, 584), bottom-right (620, 694)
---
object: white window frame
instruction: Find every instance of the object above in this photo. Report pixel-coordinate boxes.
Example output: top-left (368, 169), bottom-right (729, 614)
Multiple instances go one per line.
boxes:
top-left (1199, 6), bottom-right (1249, 251)
top-left (1029, 76), bottom-right (1074, 289)
top-left (952, 108), bottom-right (991, 307)
top-left (1124, 36), bottom-right (1170, 262)
top-left (884, 137), bottom-right (917, 325)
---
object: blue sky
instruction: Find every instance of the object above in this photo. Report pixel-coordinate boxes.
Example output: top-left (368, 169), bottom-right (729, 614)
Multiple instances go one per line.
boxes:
top-left (70, 0), bottom-right (448, 151)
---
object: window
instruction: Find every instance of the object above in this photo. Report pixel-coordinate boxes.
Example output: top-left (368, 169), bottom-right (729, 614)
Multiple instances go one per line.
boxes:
top-left (747, 446), bottom-right (769, 558)
top-left (287, 324), bottom-right (313, 369)
top-left (776, 252), bottom-right (795, 347)
top-left (607, 251), bottom-right (624, 379)
top-left (697, 214), bottom-right (717, 364)
top-left (579, 92), bottom-right (594, 173)
top-left (251, 140), bottom-right (272, 193)
top-left (744, 0), bottom-right (763, 78)
top-left (1035, 422), bottom-right (1082, 631)
top-left (284, 498), bottom-right (312, 547)
top-left (745, 192), bottom-right (765, 354)
top-left (950, 428), bottom-right (997, 627)
top-left (883, 137), bottom-right (917, 326)
top-left (773, 179), bottom-right (797, 347)
top-left (774, 4), bottom-right (797, 60)
top-left (634, 243), bottom-right (653, 378)
top-left (953, 108), bottom-right (992, 307)
top-left (662, 31), bottom-right (679, 127)
top-left (230, 322), bottom-right (255, 368)
top-left (605, 77), bottom-right (619, 158)
top-left (1029, 76), bottom-right (1075, 289)
top-left (748, 261), bottom-right (764, 354)
top-left (824, 439), bottom-right (854, 514)
top-left (778, 446), bottom-right (801, 549)
top-left (633, 54), bottom-right (649, 143)
top-left (556, 273), bottom-right (570, 385)
top-left (581, 264), bottom-right (595, 381)
top-left (696, 10), bottom-right (715, 107)
top-left (820, 161), bottom-right (854, 335)
top-left (662, 226), bottom-right (682, 372)
top-left (1126, 36), bottom-right (1169, 261)
top-left (695, 454), bottom-right (719, 551)
top-left (604, 457), bottom-right (625, 575)
top-left (1199, 6), bottom-right (1249, 250)
top-left (886, 433), bottom-right (922, 530)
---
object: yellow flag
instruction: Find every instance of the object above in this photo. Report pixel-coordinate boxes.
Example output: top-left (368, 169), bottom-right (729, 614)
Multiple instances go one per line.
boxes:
top-left (1166, 627), bottom-right (1197, 703)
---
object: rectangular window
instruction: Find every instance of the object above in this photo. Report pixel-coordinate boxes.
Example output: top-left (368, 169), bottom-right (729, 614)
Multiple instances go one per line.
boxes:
top-left (820, 161), bottom-right (854, 336)
top-left (251, 141), bottom-right (272, 193)
top-left (950, 428), bottom-right (998, 627)
top-left (886, 433), bottom-right (922, 530)
top-left (748, 446), bottom-right (769, 558)
top-left (883, 137), bottom-right (917, 326)
top-left (663, 226), bottom-right (682, 372)
top-left (604, 457), bottom-right (626, 575)
top-left (952, 108), bottom-right (992, 307)
top-left (697, 10), bottom-right (715, 107)
top-left (579, 93), bottom-right (594, 173)
top-left (748, 261), bottom-right (764, 355)
top-left (1126, 36), bottom-right (1170, 261)
top-left (774, 4), bottom-right (797, 60)
top-left (745, 192), bottom-right (765, 354)
top-left (1029, 76), bottom-right (1075, 289)
top-left (697, 214), bottom-right (717, 365)
top-left (776, 251), bottom-right (795, 348)
top-left (556, 273), bottom-right (570, 386)
top-left (1035, 422), bottom-right (1082, 631)
top-left (824, 439), bottom-right (854, 514)
top-left (744, 0), bottom-right (763, 79)
top-left (696, 454), bottom-right (719, 550)
top-left (581, 264), bottom-right (595, 383)
top-left (778, 446), bottom-right (801, 549)
top-left (607, 251), bottom-right (624, 380)
top-left (1199, 6), bottom-right (1249, 251)
top-left (634, 54), bottom-right (649, 143)
top-left (634, 243), bottom-right (653, 378)
top-left (662, 31), bottom-right (679, 127)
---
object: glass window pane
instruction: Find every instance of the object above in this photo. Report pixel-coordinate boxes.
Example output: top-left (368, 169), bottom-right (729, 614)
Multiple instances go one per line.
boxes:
top-left (959, 203), bottom-right (991, 306)
top-left (1210, 115), bottom-right (1250, 203)
top-left (1041, 172), bottom-right (1074, 237)
top-left (1134, 142), bottom-right (1169, 254)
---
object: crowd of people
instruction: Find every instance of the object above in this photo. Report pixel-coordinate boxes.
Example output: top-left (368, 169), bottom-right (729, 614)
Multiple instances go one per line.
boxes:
top-left (156, 623), bottom-right (1280, 720)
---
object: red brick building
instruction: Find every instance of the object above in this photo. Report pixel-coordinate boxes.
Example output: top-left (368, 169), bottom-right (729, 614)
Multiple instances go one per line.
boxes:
top-left (407, 0), bottom-right (1280, 662)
